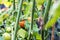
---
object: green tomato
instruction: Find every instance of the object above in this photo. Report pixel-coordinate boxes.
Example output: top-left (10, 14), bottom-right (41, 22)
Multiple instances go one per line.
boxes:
top-left (3, 33), bottom-right (11, 40)
top-left (17, 29), bottom-right (27, 38)
top-left (6, 27), bottom-right (11, 33)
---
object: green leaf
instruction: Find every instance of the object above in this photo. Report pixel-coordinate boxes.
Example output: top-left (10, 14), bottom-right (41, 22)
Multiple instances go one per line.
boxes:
top-left (45, 3), bottom-right (60, 30)
top-left (36, 0), bottom-right (44, 5)
top-left (24, 2), bottom-right (33, 15)
top-left (34, 32), bottom-right (42, 40)
top-left (0, 0), bottom-right (2, 3)
top-left (33, 23), bottom-right (39, 32)
top-left (0, 17), bottom-right (3, 25)
top-left (34, 12), bottom-right (38, 19)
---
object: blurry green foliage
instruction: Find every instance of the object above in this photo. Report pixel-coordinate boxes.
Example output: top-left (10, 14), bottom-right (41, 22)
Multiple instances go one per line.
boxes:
top-left (45, 3), bottom-right (60, 30)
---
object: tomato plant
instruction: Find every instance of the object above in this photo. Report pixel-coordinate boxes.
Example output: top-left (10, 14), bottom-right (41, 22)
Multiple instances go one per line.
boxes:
top-left (0, 0), bottom-right (60, 40)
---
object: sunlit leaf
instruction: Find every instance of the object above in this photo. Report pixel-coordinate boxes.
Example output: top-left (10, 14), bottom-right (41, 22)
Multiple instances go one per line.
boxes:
top-left (45, 2), bottom-right (60, 30)
top-left (4, 2), bottom-right (12, 7)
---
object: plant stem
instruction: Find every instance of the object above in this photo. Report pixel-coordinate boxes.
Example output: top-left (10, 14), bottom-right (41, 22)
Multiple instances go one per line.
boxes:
top-left (13, 0), bottom-right (23, 40)
top-left (42, 0), bottom-right (52, 40)
top-left (29, 0), bottom-right (35, 40)
top-left (13, 0), bottom-right (15, 10)
top-left (31, 0), bottom-right (35, 30)
top-left (51, 25), bottom-right (55, 40)
top-left (44, 0), bottom-right (52, 24)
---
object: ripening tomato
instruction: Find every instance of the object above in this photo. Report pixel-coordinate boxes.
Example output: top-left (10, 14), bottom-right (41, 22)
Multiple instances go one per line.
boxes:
top-left (19, 20), bottom-right (25, 28)
top-left (27, 17), bottom-right (31, 21)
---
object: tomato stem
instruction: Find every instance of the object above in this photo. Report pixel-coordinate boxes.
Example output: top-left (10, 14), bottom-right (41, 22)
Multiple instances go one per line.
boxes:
top-left (44, 0), bottom-right (52, 24)
top-left (42, 0), bottom-right (52, 40)
top-left (13, 0), bottom-right (15, 10)
top-left (29, 0), bottom-right (35, 40)
top-left (13, 0), bottom-right (23, 40)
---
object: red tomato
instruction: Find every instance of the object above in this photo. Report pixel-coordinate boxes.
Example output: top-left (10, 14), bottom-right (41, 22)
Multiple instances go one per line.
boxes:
top-left (19, 21), bottom-right (25, 28)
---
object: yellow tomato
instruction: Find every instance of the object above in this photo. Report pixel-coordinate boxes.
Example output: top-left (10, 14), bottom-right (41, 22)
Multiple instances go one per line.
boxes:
top-left (28, 17), bottom-right (31, 21)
